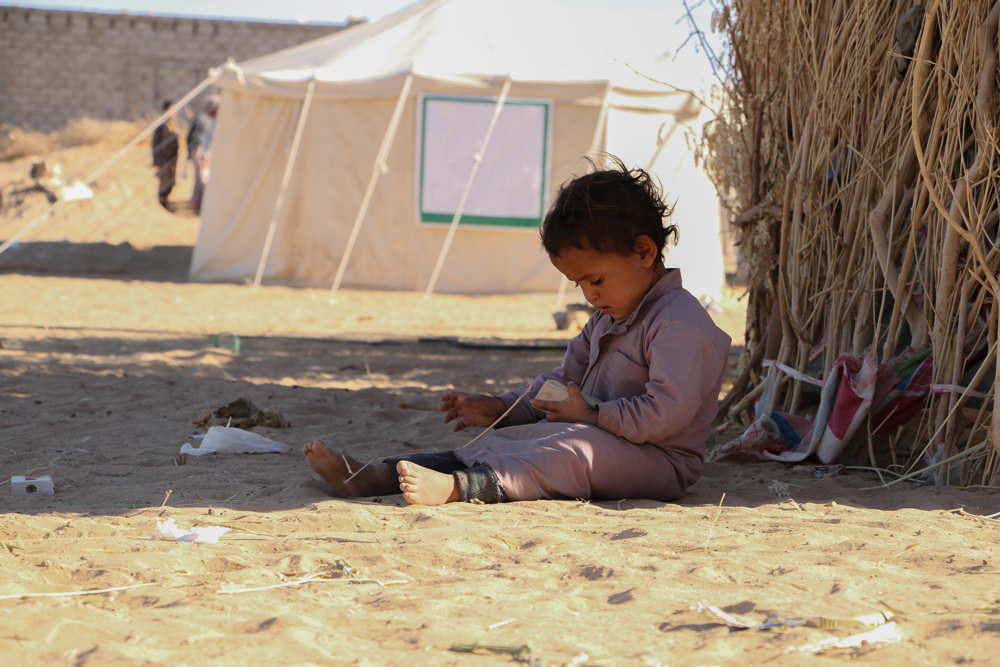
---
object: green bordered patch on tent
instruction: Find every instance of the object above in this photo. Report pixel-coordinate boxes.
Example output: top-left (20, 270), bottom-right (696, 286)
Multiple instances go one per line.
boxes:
top-left (416, 94), bottom-right (553, 230)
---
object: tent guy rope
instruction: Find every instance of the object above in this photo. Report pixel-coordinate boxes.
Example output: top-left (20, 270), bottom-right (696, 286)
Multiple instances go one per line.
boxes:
top-left (424, 76), bottom-right (513, 298)
top-left (253, 78), bottom-right (318, 291)
top-left (330, 74), bottom-right (414, 302)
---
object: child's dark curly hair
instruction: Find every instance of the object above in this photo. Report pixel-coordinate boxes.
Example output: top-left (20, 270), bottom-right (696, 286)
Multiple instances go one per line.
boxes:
top-left (540, 156), bottom-right (678, 262)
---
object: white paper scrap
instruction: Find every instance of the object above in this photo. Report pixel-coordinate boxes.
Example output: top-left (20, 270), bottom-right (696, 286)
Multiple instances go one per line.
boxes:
top-left (790, 622), bottom-right (902, 653)
top-left (60, 181), bottom-right (94, 201)
top-left (180, 425), bottom-right (291, 457)
top-left (155, 518), bottom-right (230, 544)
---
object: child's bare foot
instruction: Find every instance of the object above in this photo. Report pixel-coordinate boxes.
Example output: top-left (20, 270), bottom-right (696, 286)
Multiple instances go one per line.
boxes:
top-left (302, 439), bottom-right (395, 497)
top-left (397, 461), bottom-right (460, 506)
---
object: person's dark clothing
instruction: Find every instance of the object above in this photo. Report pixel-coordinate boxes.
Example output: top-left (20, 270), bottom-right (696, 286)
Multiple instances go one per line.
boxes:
top-left (187, 111), bottom-right (215, 214)
top-left (152, 120), bottom-right (179, 207)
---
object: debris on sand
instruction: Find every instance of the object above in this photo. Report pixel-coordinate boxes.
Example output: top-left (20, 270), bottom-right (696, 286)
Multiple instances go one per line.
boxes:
top-left (191, 398), bottom-right (291, 430)
top-left (154, 518), bottom-right (229, 544)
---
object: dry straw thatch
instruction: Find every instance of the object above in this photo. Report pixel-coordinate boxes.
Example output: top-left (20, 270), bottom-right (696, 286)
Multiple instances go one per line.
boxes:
top-left (704, 0), bottom-right (1000, 484)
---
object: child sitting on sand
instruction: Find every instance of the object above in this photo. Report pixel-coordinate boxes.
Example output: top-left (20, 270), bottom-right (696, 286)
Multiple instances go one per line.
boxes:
top-left (303, 157), bottom-right (731, 505)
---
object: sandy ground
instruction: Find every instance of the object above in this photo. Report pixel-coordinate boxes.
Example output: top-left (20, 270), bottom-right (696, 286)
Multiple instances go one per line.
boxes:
top-left (3, 145), bottom-right (1000, 666)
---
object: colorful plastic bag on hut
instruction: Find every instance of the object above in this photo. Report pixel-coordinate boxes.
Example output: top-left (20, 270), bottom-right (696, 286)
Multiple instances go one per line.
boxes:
top-left (708, 349), bottom-right (934, 464)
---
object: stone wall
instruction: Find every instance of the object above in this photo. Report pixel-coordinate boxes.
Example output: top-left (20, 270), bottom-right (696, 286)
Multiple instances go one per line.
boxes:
top-left (0, 7), bottom-right (356, 131)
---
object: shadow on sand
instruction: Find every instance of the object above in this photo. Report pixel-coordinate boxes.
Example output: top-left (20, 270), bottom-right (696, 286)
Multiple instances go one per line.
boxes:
top-left (0, 240), bottom-right (193, 283)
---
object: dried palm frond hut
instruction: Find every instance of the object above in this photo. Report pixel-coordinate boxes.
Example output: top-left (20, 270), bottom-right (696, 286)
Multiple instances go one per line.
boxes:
top-left (704, 1), bottom-right (1000, 486)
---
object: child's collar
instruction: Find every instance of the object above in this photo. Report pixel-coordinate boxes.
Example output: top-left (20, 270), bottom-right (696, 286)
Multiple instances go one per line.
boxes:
top-left (609, 268), bottom-right (680, 327)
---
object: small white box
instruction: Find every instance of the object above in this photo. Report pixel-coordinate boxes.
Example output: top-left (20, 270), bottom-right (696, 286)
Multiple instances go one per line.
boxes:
top-left (535, 379), bottom-right (599, 408)
top-left (11, 475), bottom-right (54, 494)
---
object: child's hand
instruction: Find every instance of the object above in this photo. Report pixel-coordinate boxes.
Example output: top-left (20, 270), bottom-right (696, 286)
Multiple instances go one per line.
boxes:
top-left (530, 382), bottom-right (599, 425)
top-left (439, 393), bottom-right (507, 432)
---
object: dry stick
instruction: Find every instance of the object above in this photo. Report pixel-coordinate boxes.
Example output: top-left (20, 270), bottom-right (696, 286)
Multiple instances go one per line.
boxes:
top-left (728, 379), bottom-right (767, 422)
top-left (787, 169), bottom-right (811, 352)
top-left (907, 185), bottom-right (933, 349)
top-left (931, 275), bottom-right (966, 448)
top-left (733, 205), bottom-right (782, 227)
top-left (0, 583), bottom-right (155, 601)
top-left (765, 155), bottom-right (802, 413)
top-left (909, 5), bottom-right (950, 449)
top-left (957, 508), bottom-right (1000, 525)
top-left (851, 244), bottom-right (878, 355)
top-left (341, 454), bottom-right (355, 476)
top-left (876, 543), bottom-right (918, 568)
top-left (866, 415), bottom-right (886, 487)
top-left (982, 3), bottom-right (1000, 461)
top-left (828, 180), bottom-right (866, 376)
top-left (944, 279), bottom-right (974, 459)
top-left (717, 335), bottom-right (768, 420)
top-left (979, 305), bottom-right (1000, 484)
top-left (883, 200), bottom-right (920, 361)
top-left (859, 15), bottom-right (921, 356)
top-left (704, 493), bottom-right (726, 551)
top-left (160, 490), bottom-right (173, 508)
top-left (967, 281), bottom-right (990, 337)
top-left (966, 389), bottom-right (996, 486)
top-left (867, 129), bottom-right (920, 353)
top-left (886, 187), bottom-right (916, 261)
top-left (790, 339), bottom-right (812, 415)
top-left (219, 572), bottom-right (406, 594)
top-left (862, 441), bottom-right (990, 492)
top-left (362, 355), bottom-right (377, 388)
top-left (339, 454), bottom-right (372, 486)
top-left (984, 451), bottom-right (1000, 487)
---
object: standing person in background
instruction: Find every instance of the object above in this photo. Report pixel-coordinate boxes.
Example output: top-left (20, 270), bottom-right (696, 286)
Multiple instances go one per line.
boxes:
top-left (152, 101), bottom-right (180, 211)
top-left (187, 95), bottom-right (219, 214)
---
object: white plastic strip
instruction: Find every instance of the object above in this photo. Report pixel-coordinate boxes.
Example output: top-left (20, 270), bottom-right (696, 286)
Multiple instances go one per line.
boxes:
top-left (252, 78), bottom-right (317, 291)
top-left (0, 70), bottom-right (222, 258)
top-left (330, 74), bottom-right (413, 302)
top-left (930, 383), bottom-right (990, 399)
top-left (424, 77), bottom-right (512, 298)
top-left (762, 359), bottom-right (827, 387)
top-left (763, 360), bottom-right (990, 398)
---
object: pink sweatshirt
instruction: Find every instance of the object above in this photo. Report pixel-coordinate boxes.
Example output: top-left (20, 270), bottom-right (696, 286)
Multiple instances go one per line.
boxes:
top-left (454, 269), bottom-right (731, 501)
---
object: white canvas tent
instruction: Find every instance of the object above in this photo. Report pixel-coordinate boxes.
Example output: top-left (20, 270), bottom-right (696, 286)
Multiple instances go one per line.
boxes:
top-left (189, 0), bottom-right (725, 297)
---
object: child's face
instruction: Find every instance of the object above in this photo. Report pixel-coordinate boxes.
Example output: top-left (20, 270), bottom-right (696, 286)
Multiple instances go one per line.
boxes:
top-left (549, 237), bottom-right (662, 321)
